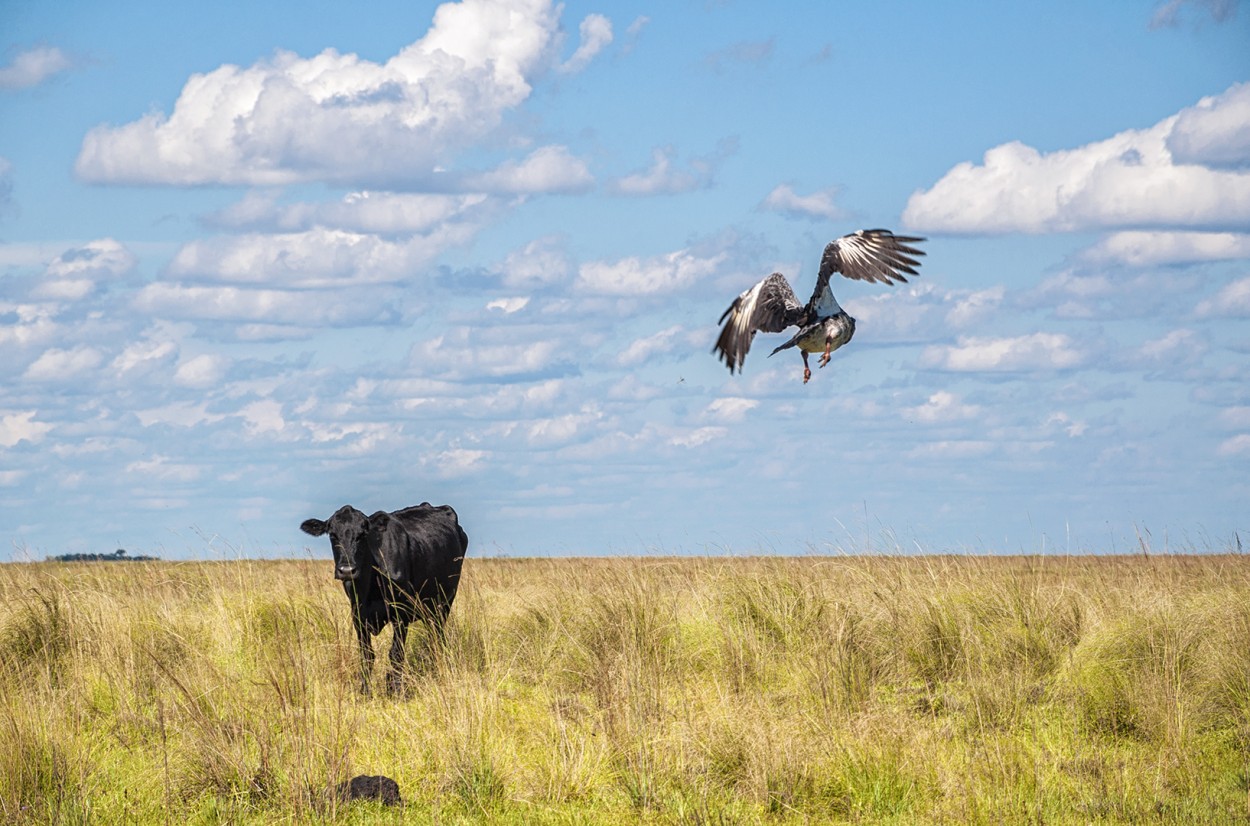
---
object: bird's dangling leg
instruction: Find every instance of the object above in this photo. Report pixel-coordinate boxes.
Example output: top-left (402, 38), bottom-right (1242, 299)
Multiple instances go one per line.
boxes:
top-left (801, 351), bottom-right (812, 384)
top-left (819, 339), bottom-right (833, 369)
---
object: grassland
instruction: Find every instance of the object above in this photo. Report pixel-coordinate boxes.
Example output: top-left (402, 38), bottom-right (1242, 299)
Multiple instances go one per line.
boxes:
top-left (1, 553), bottom-right (1248, 824)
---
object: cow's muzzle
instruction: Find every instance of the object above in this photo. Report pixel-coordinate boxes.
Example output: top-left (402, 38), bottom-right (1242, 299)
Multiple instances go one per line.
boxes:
top-left (335, 565), bottom-right (359, 581)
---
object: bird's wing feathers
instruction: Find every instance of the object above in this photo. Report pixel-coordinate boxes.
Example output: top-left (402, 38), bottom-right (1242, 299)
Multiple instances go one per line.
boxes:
top-left (713, 272), bottom-right (802, 374)
top-left (809, 229), bottom-right (926, 307)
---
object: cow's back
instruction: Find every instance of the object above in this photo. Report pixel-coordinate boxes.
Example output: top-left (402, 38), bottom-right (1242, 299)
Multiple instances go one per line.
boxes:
top-left (380, 504), bottom-right (466, 602)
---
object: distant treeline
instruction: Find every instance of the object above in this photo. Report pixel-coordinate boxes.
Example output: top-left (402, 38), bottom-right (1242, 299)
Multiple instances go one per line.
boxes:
top-left (49, 549), bottom-right (160, 562)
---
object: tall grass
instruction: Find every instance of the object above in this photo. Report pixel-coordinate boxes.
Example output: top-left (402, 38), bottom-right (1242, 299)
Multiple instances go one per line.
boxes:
top-left (1, 554), bottom-right (1247, 823)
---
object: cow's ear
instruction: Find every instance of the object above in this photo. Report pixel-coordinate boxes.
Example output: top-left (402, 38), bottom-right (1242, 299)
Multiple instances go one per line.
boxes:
top-left (300, 518), bottom-right (328, 536)
top-left (368, 511), bottom-right (390, 530)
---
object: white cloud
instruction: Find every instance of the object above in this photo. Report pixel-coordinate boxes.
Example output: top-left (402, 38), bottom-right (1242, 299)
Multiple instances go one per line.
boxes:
top-left (135, 401), bottom-right (225, 428)
top-left (174, 354), bottom-right (230, 388)
top-left (577, 248), bottom-right (725, 296)
top-left (903, 82), bottom-right (1250, 234)
top-left (461, 145), bottom-right (593, 194)
top-left (526, 406), bottom-right (603, 446)
top-left (240, 399), bottom-right (285, 434)
top-left (0, 303), bottom-right (58, 349)
top-left (427, 447), bottom-right (488, 477)
top-left (34, 238), bottom-right (136, 301)
top-left (1150, 0), bottom-right (1239, 30)
top-left (486, 297), bottom-right (529, 313)
top-left (23, 345), bottom-right (104, 381)
top-left (133, 283), bottom-right (398, 327)
top-left (1217, 433), bottom-right (1250, 457)
top-left (168, 226), bottom-right (472, 287)
top-left (920, 333), bottom-right (1085, 372)
top-left (1194, 276), bottom-right (1250, 317)
top-left (0, 46), bottom-right (72, 90)
top-left (1218, 406), bottom-right (1250, 429)
top-left (1134, 328), bottom-right (1206, 367)
top-left (705, 397), bottom-right (758, 423)
top-left (1167, 82), bottom-right (1250, 169)
top-left (907, 391), bottom-right (981, 423)
top-left (669, 426), bottom-right (727, 447)
top-left (617, 325), bottom-right (688, 366)
top-left (125, 455), bottom-right (201, 482)
top-left (945, 286), bottom-right (1006, 328)
top-left (0, 410), bottom-right (53, 447)
top-left (75, 0), bottom-right (563, 186)
top-left (111, 338), bottom-right (178, 377)
top-left (1080, 230), bottom-right (1250, 266)
top-left (840, 283), bottom-right (1002, 342)
top-left (501, 235), bottom-right (570, 288)
top-left (611, 140), bottom-right (735, 196)
top-left (558, 14), bottom-right (613, 74)
top-left (412, 328), bottom-right (567, 380)
top-left (210, 190), bottom-right (493, 234)
top-left (759, 184), bottom-right (846, 220)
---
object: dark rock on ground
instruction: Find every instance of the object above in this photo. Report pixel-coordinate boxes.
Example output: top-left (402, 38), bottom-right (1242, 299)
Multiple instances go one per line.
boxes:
top-left (338, 774), bottom-right (402, 806)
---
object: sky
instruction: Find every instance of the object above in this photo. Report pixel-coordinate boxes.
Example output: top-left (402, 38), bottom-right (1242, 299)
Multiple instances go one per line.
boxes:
top-left (1, 0), bottom-right (1248, 560)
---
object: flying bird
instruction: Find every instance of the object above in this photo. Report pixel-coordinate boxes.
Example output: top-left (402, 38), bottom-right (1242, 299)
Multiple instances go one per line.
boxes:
top-left (713, 229), bottom-right (925, 383)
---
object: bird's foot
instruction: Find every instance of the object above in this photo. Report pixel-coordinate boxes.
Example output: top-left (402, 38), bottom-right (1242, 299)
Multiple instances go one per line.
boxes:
top-left (803, 367), bottom-right (811, 384)
top-left (819, 353), bottom-right (831, 369)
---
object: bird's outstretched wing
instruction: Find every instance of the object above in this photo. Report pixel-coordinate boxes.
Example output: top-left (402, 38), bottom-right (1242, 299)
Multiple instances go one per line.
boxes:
top-left (714, 272), bottom-right (803, 374)
top-left (808, 229), bottom-right (926, 309)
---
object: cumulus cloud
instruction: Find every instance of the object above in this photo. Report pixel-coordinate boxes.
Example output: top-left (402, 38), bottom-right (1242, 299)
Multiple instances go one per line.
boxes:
top-left (1168, 82), bottom-right (1250, 169)
top-left (167, 227), bottom-right (470, 287)
top-left (0, 410), bottom-right (53, 447)
top-left (577, 248), bottom-right (725, 296)
top-left (611, 140), bottom-right (735, 195)
top-left (616, 325), bottom-right (689, 366)
top-left (34, 238), bottom-right (136, 301)
top-left (558, 13), bottom-right (613, 74)
top-left (920, 333), bottom-right (1085, 372)
top-left (907, 391), bottom-right (982, 423)
top-left (1132, 327), bottom-right (1207, 369)
top-left (23, 345), bottom-right (104, 381)
top-left (839, 283), bottom-right (1004, 342)
top-left (1195, 276), bottom-right (1250, 317)
top-left (173, 354), bottom-right (231, 388)
top-left (411, 327), bottom-right (573, 381)
top-left (208, 190), bottom-right (494, 234)
top-left (903, 82), bottom-right (1250, 234)
top-left (75, 0), bottom-right (573, 187)
top-left (501, 235), bottom-right (571, 289)
top-left (111, 337), bottom-right (178, 378)
top-left (704, 397), bottom-right (758, 423)
top-left (1080, 230), bottom-right (1250, 266)
top-left (0, 46), bottom-right (73, 90)
top-left (758, 184), bottom-right (846, 220)
top-left (1149, 0), bottom-right (1239, 29)
top-left (1216, 433), bottom-right (1250, 457)
top-left (0, 303), bottom-right (58, 349)
top-left (1029, 269), bottom-right (1200, 320)
top-left (132, 283), bottom-right (401, 328)
top-left (460, 145), bottom-right (594, 193)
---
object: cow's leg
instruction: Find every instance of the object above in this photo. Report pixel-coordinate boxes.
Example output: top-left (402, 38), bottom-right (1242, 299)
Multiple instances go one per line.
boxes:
top-left (386, 617), bottom-right (409, 696)
top-left (354, 615), bottom-right (374, 695)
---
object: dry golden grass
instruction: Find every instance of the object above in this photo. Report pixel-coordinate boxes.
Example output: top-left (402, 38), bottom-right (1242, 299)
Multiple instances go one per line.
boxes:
top-left (1, 553), bottom-right (1248, 823)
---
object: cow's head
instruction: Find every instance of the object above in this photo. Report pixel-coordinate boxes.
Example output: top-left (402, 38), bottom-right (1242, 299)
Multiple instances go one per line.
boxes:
top-left (300, 505), bottom-right (370, 581)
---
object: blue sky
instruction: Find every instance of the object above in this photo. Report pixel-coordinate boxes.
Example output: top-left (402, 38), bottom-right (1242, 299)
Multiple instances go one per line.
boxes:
top-left (1, 0), bottom-right (1248, 559)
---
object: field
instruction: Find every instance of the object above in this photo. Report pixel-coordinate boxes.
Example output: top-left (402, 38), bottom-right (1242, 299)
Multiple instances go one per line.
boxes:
top-left (1, 554), bottom-right (1248, 824)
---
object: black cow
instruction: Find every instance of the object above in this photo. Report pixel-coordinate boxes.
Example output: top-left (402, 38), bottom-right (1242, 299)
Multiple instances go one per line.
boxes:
top-left (300, 503), bottom-right (467, 693)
